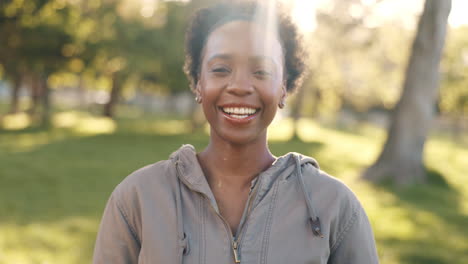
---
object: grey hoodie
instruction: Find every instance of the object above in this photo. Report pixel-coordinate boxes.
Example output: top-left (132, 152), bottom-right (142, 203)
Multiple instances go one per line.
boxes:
top-left (93, 144), bottom-right (379, 263)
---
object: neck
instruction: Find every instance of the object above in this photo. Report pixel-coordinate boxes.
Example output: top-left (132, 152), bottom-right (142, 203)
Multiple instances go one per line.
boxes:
top-left (197, 132), bottom-right (275, 191)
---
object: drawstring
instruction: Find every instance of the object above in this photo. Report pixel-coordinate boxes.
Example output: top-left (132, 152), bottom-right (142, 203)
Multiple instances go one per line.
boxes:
top-left (295, 156), bottom-right (324, 238)
top-left (175, 160), bottom-right (190, 262)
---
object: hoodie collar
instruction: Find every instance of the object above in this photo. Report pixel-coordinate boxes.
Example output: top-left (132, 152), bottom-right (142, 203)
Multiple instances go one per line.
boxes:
top-left (170, 143), bottom-right (321, 231)
top-left (170, 144), bottom-right (313, 186)
top-left (170, 145), bottom-right (219, 211)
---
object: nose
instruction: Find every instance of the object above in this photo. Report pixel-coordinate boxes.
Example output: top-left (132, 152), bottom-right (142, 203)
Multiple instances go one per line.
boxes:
top-left (226, 70), bottom-right (254, 96)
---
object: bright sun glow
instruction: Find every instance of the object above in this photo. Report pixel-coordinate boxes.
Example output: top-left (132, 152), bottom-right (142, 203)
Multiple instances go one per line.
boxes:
top-left (450, 0), bottom-right (468, 28)
top-left (287, 0), bottom-right (468, 33)
top-left (142, 1), bottom-right (468, 31)
top-left (289, 0), bottom-right (323, 33)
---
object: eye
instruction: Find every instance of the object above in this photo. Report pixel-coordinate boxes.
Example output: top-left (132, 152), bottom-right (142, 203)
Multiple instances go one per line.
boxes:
top-left (255, 70), bottom-right (270, 75)
top-left (254, 69), bottom-right (272, 79)
top-left (211, 67), bottom-right (231, 73)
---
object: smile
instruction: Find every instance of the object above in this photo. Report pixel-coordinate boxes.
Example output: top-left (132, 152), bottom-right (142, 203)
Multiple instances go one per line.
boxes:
top-left (221, 107), bottom-right (259, 119)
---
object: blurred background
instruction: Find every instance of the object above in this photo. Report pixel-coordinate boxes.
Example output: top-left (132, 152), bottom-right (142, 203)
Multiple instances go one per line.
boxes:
top-left (0, 0), bottom-right (467, 263)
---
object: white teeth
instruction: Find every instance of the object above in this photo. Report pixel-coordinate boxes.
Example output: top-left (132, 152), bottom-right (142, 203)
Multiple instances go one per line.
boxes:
top-left (222, 107), bottom-right (257, 115)
top-left (231, 114), bottom-right (248, 119)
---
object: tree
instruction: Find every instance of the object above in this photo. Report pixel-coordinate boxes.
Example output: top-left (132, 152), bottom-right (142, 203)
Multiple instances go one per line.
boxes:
top-left (0, 0), bottom-right (74, 125)
top-left (304, 0), bottom-right (401, 120)
top-left (83, 0), bottom-right (192, 118)
top-left (440, 25), bottom-right (468, 139)
top-left (362, 0), bottom-right (452, 185)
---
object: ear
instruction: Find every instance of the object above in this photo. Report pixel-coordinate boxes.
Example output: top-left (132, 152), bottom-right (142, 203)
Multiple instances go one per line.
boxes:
top-left (194, 81), bottom-right (203, 104)
top-left (280, 82), bottom-right (287, 102)
top-left (195, 81), bottom-right (202, 96)
top-left (278, 82), bottom-right (287, 109)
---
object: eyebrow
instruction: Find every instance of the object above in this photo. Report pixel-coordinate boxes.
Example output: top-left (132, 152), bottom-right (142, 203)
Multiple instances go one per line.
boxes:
top-left (206, 54), bottom-right (232, 63)
top-left (249, 55), bottom-right (278, 67)
top-left (207, 54), bottom-right (278, 67)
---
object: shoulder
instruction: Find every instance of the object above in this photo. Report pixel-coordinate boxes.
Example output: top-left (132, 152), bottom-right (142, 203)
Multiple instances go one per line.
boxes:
top-left (300, 160), bottom-right (372, 248)
top-left (110, 159), bottom-right (177, 208)
top-left (299, 160), bottom-right (360, 206)
top-left (292, 154), bottom-right (378, 261)
top-left (280, 152), bottom-right (360, 211)
top-left (108, 144), bottom-right (197, 207)
top-left (120, 159), bottom-right (175, 188)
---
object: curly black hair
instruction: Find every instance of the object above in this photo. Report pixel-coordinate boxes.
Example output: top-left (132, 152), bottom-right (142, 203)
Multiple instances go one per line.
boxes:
top-left (183, 1), bottom-right (307, 94)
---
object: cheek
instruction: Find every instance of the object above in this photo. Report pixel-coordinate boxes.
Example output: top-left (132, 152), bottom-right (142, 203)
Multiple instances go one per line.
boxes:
top-left (198, 82), bottom-right (220, 118)
top-left (260, 81), bottom-right (283, 103)
top-left (199, 75), bottom-right (225, 96)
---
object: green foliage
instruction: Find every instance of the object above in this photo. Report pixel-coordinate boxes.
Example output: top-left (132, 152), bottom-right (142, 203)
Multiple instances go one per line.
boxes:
top-left (0, 114), bottom-right (467, 264)
top-left (0, 0), bottom-right (72, 78)
top-left (440, 26), bottom-right (468, 117)
top-left (1, 0), bottom-right (467, 121)
top-left (304, 0), bottom-right (414, 117)
top-left (302, 0), bottom-right (467, 121)
top-left (67, 0), bottom-right (195, 95)
top-left (0, 0), bottom-right (196, 98)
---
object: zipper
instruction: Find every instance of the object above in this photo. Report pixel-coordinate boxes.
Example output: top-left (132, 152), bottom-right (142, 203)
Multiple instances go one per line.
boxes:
top-left (231, 175), bottom-right (262, 262)
top-left (175, 160), bottom-right (262, 263)
top-left (232, 241), bottom-right (240, 263)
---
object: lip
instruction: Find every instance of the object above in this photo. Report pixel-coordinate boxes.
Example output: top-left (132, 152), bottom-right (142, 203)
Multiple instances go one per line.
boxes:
top-left (219, 103), bottom-right (261, 109)
top-left (218, 103), bottom-right (261, 125)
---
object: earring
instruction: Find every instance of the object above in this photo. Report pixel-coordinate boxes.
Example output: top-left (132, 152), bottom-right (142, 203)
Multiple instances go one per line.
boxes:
top-left (278, 100), bottom-right (285, 109)
top-left (195, 94), bottom-right (202, 103)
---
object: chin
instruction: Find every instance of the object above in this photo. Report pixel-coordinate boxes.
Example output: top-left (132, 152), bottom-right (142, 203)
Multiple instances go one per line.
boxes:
top-left (225, 137), bottom-right (256, 146)
top-left (215, 128), bottom-right (266, 147)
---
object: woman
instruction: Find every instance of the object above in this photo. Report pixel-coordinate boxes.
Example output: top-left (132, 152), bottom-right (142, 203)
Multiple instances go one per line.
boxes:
top-left (93, 2), bottom-right (379, 263)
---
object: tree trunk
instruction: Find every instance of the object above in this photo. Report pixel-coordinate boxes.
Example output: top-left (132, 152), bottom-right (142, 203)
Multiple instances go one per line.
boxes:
top-left (8, 73), bottom-right (22, 114)
top-left (40, 75), bottom-right (51, 126)
top-left (28, 73), bottom-right (41, 116)
top-left (78, 76), bottom-right (87, 108)
top-left (103, 73), bottom-right (123, 118)
top-left (362, 0), bottom-right (451, 185)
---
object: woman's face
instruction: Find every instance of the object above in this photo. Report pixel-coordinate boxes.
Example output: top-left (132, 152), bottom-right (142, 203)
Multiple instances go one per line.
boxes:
top-left (197, 20), bottom-right (286, 146)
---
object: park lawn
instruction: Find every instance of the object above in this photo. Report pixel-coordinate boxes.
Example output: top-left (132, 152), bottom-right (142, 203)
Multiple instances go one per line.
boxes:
top-left (0, 112), bottom-right (467, 264)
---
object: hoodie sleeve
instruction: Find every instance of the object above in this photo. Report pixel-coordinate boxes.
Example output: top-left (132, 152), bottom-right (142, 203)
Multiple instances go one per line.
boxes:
top-left (93, 192), bottom-right (141, 264)
top-left (328, 203), bottom-right (379, 264)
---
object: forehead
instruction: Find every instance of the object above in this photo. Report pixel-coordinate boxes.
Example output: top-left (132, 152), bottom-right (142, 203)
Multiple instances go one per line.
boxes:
top-left (203, 20), bottom-right (283, 64)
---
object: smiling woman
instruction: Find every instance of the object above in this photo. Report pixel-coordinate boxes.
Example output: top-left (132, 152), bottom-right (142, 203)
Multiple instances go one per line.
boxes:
top-left (92, 1), bottom-right (378, 264)
top-left (196, 20), bottom-right (285, 146)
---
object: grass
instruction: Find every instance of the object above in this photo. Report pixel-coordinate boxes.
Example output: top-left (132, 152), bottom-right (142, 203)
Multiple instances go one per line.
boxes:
top-left (0, 111), bottom-right (467, 264)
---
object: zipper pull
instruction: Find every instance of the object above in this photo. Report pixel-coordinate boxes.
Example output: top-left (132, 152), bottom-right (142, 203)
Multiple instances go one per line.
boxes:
top-left (232, 241), bottom-right (241, 263)
top-left (311, 217), bottom-right (324, 238)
